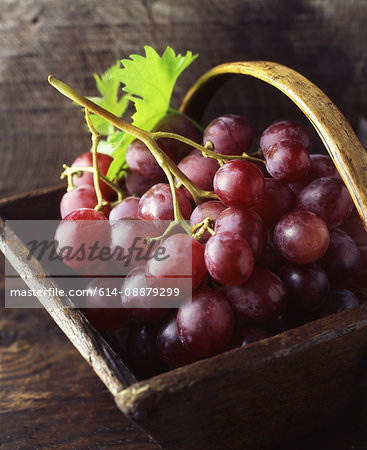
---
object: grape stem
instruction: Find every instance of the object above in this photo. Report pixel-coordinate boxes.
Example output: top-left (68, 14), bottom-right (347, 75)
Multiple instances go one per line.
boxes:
top-left (84, 108), bottom-right (107, 212)
top-left (146, 220), bottom-right (186, 244)
top-left (61, 164), bottom-right (124, 204)
top-left (152, 131), bottom-right (266, 165)
top-left (192, 217), bottom-right (216, 241)
top-left (163, 166), bottom-right (193, 235)
top-left (48, 75), bottom-right (216, 205)
top-left (61, 166), bottom-right (77, 192)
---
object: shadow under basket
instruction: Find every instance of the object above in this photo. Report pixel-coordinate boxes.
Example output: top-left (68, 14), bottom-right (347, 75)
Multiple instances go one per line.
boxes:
top-left (2, 62), bottom-right (367, 449)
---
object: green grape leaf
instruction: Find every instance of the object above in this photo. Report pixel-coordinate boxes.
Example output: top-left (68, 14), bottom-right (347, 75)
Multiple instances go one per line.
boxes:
top-left (106, 46), bottom-right (198, 181)
top-left (87, 61), bottom-right (129, 136)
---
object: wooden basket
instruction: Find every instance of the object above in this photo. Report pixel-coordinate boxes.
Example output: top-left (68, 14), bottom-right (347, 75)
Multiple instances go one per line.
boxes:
top-left (1, 62), bottom-right (367, 450)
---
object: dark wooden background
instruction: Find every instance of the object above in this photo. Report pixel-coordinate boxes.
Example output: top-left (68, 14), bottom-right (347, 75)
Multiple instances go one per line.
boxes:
top-left (1, 0), bottom-right (367, 448)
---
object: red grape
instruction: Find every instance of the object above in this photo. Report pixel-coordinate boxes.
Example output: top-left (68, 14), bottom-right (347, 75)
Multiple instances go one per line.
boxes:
top-left (265, 140), bottom-right (310, 182)
top-left (109, 196), bottom-right (140, 221)
top-left (110, 218), bottom-right (159, 268)
top-left (274, 210), bottom-right (330, 264)
top-left (146, 234), bottom-right (207, 295)
top-left (289, 154), bottom-right (341, 194)
top-left (121, 266), bottom-right (170, 324)
top-left (178, 150), bottom-right (219, 199)
top-left (260, 120), bottom-right (310, 157)
top-left (204, 114), bottom-right (254, 155)
top-left (253, 178), bottom-right (295, 227)
top-left (125, 170), bottom-right (165, 196)
top-left (204, 231), bottom-right (254, 285)
top-left (54, 208), bottom-right (111, 272)
top-left (71, 152), bottom-right (114, 199)
top-left (60, 185), bottom-right (110, 219)
top-left (226, 266), bottom-right (287, 323)
top-left (138, 183), bottom-right (192, 220)
top-left (296, 177), bottom-right (354, 228)
top-left (126, 139), bottom-right (166, 179)
top-left (81, 277), bottom-right (130, 331)
top-left (177, 288), bottom-right (234, 357)
top-left (157, 314), bottom-right (199, 368)
top-left (215, 207), bottom-right (267, 261)
top-left (213, 160), bottom-right (265, 208)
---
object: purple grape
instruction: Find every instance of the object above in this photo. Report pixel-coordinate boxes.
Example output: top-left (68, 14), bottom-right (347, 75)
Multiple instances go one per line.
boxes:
top-left (253, 178), bottom-right (295, 227)
top-left (126, 138), bottom-right (167, 179)
top-left (71, 152), bottom-right (115, 199)
top-left (226, 266), bottom-right (287, 323)
top-left (312, 289), bottom-right (360, 319)
top-left (178, 150), bottom-right (219, 199)
top-left (296, 177), bottom-right (354, 228)
top-left (138, 183), bottom-right (192, 220)
top-left (265, 140), bottom-right (310, 182)
top-left (258, 240), bottom-right (287, 274)
top-left (125, 170), bottom-right (165, 197)
top-left (340, 207), bottom-right (367, 246)
top-left (81, 277), bottom-right (131, 331)
top-left (289, 154), bottom-right (342, 194)
top-left (215, 207), bottom-right (268, 261)
top-left (213, 160), bottom-right (265, 208)
top-left (278, 262), bottom-right (329, 312)
top-left (319, 228), bottom-right (360, 284)
top-left (274, 210), bottom-right (330, 264)
top-left (205, 231), bottom-right (254, 285)
top-left (127, 323), bottom-right (166, 378)
top-left (121, 266), bottom-right (170, 324)
top-left (146, 234), bottom-right (207, 294)
top-left (260, 120), bottom-right (311, 158)
top-left (110, 218), bottom-right (159, 268)
top-left (109, 196), bottom-right (140, 221)
top-left (204, 114), bottom-right (254, 155)
top-left (177, 288), bottom-right (234, 357)
top-left (156, 314), bottom-right (199, 368)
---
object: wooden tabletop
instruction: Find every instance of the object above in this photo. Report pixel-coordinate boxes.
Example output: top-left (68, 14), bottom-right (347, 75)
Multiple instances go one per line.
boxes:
top-left (1, 0), bottom-right (367, 448)
top-left (1, 295), bottom-right (367, 449)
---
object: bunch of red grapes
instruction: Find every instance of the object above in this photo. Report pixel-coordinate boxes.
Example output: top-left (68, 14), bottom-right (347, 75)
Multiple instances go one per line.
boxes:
top-left (56, 112), bottom-right (366, 379)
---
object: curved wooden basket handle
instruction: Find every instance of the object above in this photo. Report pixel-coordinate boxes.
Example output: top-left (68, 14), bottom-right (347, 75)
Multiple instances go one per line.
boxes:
top-left (179, 61), bottom-right (367, 228)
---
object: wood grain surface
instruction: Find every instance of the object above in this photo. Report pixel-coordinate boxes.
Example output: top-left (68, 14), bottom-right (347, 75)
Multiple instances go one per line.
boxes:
top-left (1, 0), bottom-right (367, 448)
top-left (0, 305), bottom-right (159, 450)
top-left (1, 298), bottom-right (367, 449)
top-left (1, 0), bottom-right (367, 198)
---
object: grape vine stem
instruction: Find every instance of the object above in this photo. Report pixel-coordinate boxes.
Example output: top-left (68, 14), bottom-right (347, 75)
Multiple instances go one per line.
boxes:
top-left (48, 75), bottom-right (217, 205)
top-left (84, 109), bottom-right (107, 211)
top-left (152, 131), bottom-right (266, 166)
top-left (61, 165), bottom-right (124, 204)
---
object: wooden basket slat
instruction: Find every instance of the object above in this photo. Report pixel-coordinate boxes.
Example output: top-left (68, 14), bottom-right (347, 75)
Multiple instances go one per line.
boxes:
top-left (0, 192), bottom-right (137, 395)
top-left (115, 305), bottom-right (367, 449)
